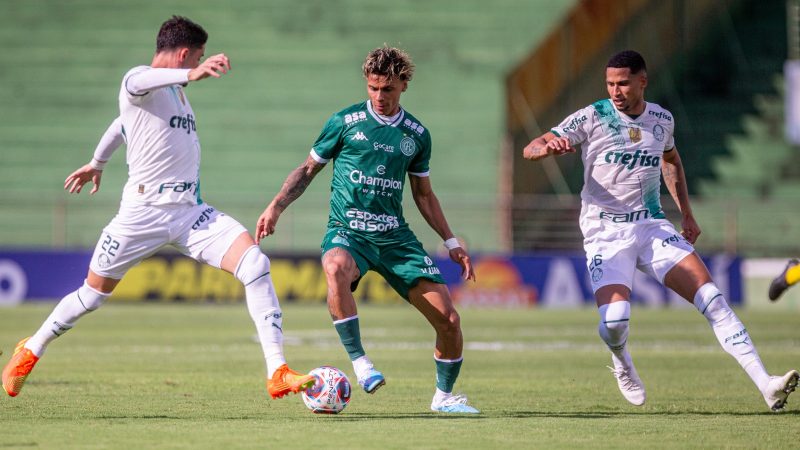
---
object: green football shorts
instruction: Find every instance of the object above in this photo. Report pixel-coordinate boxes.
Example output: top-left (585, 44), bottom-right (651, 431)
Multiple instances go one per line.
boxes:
top-left (320, 227), bottom-right (446, 300)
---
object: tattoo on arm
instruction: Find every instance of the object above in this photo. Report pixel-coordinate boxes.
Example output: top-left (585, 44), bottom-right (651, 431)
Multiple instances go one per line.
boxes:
top-left (274, 160), bottom-right (322, 210)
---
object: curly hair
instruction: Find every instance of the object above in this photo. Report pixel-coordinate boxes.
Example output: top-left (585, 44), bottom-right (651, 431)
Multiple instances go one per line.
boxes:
top-left (362, 45), bottom-right (415, 82)
top-left (156, 15), bottom-right (208, 52)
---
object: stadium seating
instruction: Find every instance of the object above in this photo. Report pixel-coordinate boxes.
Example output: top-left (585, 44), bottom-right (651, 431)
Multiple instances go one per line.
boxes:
top-left (0, 0), bottom-right (575, 251)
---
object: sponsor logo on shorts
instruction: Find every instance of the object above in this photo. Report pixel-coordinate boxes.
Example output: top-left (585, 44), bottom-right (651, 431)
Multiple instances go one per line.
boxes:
top-left (345, 209), bottom-right (399, 233)
top-left (158, 181), bottom-right (198, 194)
top-left (424, 256), bottom-right (433, 266)
top-left (661, 233), bottom-right (688, 247)
top-left (97, 253), bottom-right (111, 269)
top-left (191, 207), bottom-right (216, 230)
top-left (599, 209), bottom-right (652, 223)
top-left (331, 232), bottom-right (350, 246)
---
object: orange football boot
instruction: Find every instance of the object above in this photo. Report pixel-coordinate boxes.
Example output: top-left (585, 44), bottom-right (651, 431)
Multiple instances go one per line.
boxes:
top-left (2, 337), bottom-right (39, 397)
top-left (267, 364), bottom-right (315, 399)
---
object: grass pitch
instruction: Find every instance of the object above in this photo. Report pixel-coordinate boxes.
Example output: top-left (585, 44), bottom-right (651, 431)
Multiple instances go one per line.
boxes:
top-left (1, 303), bottom-right (798, 449)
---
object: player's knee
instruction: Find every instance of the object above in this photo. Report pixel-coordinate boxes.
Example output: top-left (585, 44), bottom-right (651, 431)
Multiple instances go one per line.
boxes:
top-left (79, 281), bottom-right (110, 311)
top-left (234, 246), bottom-right (271, 286)
top-left (323, 259), bottom-right (354, 285)
top-left (433, 309), bottom-right (461, 336)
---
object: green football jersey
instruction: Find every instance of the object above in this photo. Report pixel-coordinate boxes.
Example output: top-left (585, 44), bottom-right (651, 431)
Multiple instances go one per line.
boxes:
top-left (310, 101), bottom-right (432, 241)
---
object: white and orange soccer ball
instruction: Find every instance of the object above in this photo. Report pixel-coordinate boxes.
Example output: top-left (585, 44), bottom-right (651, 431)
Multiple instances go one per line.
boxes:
top-left (301, 366), bottom-right (351, 414)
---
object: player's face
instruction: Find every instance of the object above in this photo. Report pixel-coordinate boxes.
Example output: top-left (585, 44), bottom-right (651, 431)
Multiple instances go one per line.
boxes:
top-left (366, 74), bottom-right (407, 116)
top-left (606, 67), bottom-right (647, 115)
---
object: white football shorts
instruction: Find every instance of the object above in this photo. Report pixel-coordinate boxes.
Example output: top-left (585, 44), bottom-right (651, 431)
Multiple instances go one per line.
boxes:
top-left (89, 202), bottom-right (247, 279)
top-left (582, 218), bottom-right (695, 293)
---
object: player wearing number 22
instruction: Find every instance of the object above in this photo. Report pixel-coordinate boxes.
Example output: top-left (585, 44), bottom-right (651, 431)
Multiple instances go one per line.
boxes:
top-left (2, 16), bottom-right (314, 400)
top-left (256, 46), bottom-right (479, 413)
top-left (523, 50), bottom-right (798, 411)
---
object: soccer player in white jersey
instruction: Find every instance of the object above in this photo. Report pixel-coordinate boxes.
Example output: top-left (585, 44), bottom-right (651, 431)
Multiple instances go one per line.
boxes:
top-left (2, 16), bottom-right (314, 400)
top-left (523, 50), bottom-right (798, 411)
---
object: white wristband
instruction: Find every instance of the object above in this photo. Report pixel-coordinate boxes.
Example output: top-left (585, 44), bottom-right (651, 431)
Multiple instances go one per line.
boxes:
top-left (89, 158), bottom-right (107, 171)
top-left (444, 237), bottom-right (460, 250)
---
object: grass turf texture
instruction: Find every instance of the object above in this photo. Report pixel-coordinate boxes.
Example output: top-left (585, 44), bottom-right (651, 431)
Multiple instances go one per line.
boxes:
top-left (1, 304), bottom-right (798, 449)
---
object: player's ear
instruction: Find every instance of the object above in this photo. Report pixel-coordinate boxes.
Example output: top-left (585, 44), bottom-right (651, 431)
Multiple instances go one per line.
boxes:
top-left (176, 47), bottom-right (190, 65)
top-left (401, 81), bottom-right (408, 92)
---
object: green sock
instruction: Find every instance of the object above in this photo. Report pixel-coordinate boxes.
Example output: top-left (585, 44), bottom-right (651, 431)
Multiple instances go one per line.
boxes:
top-left (435, 357), bottom-right (463, 393)
top-left (333, 317), bottom-right (366, 361)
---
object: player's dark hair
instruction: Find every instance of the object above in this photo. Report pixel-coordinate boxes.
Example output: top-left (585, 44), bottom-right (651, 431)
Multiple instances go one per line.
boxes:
top-left (156, 15), bottom-right (207, 52)
top-left (607, 50), bottom-right (647, 74)
top-left (362, 45), bottom-right (415, 82)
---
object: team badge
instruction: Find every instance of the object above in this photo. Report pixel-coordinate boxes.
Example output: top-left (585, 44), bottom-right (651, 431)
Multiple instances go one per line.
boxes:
top-left (653, 124), bottom-right (665, 142)
top-left (400, 136), bottom-right (416, 156)
top-left (627, 127), bottom-right (641, 143)
top-left (97, 253), bottom-right (111, 269)
top-left (591, 267), bottom-right (603, 283)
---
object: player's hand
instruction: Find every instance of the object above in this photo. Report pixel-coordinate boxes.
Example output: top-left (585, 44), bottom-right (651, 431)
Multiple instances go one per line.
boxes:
top-left (188, 53), bottom-right (231, 81)
top-left (255, 204), bottom-right (281, 242)
top-left (545, 136), bottom-right (575, 156)
top-left (449, 247), bottom-right (476, 282)
top-left (680, 215), bottom-right (701, 244)
top-left (64, 164), bottom-right (103, 195)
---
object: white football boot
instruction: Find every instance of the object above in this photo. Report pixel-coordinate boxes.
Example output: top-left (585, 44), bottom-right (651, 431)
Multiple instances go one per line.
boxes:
top-left (762, 370), bottom-right (799, 411)
top-left (608, 361), bottom-right (646, 406)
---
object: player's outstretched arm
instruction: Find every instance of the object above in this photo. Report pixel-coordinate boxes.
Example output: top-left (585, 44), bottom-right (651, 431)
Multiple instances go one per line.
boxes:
top-left (188, 53), bottom-right (231, 81)
top-left (409, 175), bottom-right (476, 282)
top-left (64, 118), bottom-right (124, 195)
top-left (255, 156), bottom-right (326, 241)
top-left (662, 146), bottom-right (701, 243)
top-left (523, 131), bottom-right (575, 161)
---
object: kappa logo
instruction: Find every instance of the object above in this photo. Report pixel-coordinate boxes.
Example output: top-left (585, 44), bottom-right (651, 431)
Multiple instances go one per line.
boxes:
top-left (351, 131), bottom-right (369, 141)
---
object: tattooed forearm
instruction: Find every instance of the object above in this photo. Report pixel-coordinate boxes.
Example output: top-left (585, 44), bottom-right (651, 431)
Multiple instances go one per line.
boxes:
top-left (274, 159), bottom-right (322, 210)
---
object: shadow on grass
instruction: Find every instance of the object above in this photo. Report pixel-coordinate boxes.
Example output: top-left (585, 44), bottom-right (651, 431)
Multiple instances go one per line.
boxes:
top-left (495, 410), bottom-right (800, 418)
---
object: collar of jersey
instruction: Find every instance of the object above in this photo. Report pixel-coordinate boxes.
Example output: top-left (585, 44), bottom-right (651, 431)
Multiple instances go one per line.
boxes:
top-left (612, 99), bottom-right (650, 123)
top-left (366, 100), bottom-right (404, 127)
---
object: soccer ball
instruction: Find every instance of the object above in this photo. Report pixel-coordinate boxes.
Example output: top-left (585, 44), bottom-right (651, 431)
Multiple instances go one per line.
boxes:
top-left (301, 366), bottom-right (351, 414)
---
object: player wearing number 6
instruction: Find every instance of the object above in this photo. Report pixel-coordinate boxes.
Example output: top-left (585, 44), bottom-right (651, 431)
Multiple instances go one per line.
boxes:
top-left (2, 16), bottom-right (314, 400)
top-left (523, 50), bottom-right (798, 411)
top-left (256, 46), bottom-right (479, 413)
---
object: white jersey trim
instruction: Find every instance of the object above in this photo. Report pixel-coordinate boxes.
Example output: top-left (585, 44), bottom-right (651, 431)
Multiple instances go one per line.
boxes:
top-left (408, 170), bottom-right (430, 177)
top-left (310, 149), bottom-right (329, 164)
top-left (366, 100), bottom-right (404, 127)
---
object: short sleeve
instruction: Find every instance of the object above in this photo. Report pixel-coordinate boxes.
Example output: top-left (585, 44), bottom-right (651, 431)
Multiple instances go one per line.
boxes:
top-left (408, 130), bottom-right (432, 176)
top-left (551, 106), bottom-right (592, 146)
top-left (310, 114), bottom-right (344, 163)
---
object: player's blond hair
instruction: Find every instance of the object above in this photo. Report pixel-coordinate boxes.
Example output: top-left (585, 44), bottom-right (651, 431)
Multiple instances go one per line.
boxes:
top-left (362, 45), bottom-right (415, 82)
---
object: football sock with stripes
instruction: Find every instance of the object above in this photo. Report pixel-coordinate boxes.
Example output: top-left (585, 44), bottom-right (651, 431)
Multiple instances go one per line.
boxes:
top-left (598, 300), bottom-right (633, 369)
top-left (694, 282), bottom-right (770, 392)
top-left (26, 280), bottom-right (109, 357)
top-left (235, 246), bottom-right (285, 378)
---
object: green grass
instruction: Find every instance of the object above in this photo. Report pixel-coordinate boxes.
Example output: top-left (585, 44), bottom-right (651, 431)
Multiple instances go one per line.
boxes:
top-left (1, 304), bottom-right (798, 449)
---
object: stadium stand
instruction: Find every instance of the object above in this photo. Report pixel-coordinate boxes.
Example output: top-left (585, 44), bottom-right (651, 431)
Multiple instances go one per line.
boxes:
top-left (0, 0), bottom-right (575, 251)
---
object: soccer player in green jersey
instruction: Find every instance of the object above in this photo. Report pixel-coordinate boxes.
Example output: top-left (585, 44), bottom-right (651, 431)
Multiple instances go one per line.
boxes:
top-left (256, 46), bottom-right (479, 413)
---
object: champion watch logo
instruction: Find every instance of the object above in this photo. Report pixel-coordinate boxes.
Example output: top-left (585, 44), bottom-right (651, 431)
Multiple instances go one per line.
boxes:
top-left (351, 131), bottom-right (368, 141)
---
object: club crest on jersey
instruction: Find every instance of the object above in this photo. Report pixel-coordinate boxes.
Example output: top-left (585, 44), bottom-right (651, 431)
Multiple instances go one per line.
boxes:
top-left (653, 124), bottom-right (666, 142)
top-left (627, 127), bottom-right (642, 143)
top-left (351, 131), bottom-right (368, 141)
top-left (400, 136), bottom-right (416, 156)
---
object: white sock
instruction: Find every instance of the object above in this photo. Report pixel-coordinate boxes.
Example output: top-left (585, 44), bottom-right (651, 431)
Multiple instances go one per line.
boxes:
top-left (352, 355), bottom-right (374, 380)
top-left (694, 282), bottom-right (770, 392)
top-left (235, 246), bottom-right (285, 378)
top-left (598, 301), bottom-right (633, 369)
top-left (26, 281), bottom-right (109, 357)
top-left (432, 387), bottom-right (452, 405)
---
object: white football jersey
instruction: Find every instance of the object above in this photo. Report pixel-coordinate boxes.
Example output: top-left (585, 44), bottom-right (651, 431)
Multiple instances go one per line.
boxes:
top-left (551, 99), bottom-right (675, 228)
top-left (118, 66), bottom-right (202, 206)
